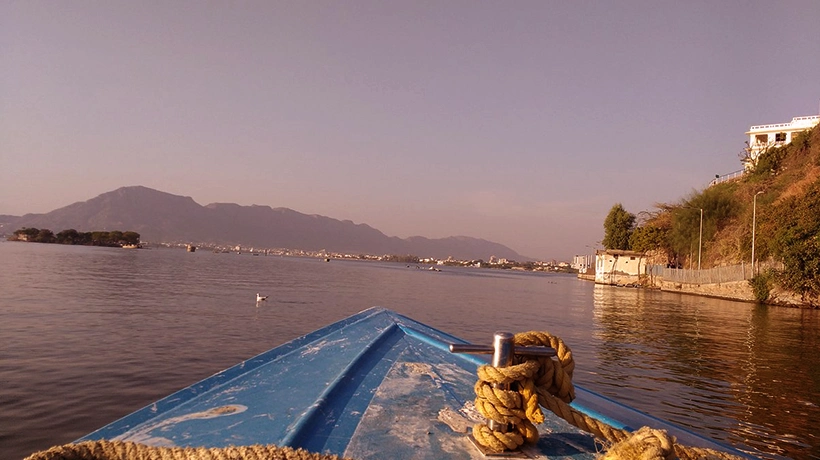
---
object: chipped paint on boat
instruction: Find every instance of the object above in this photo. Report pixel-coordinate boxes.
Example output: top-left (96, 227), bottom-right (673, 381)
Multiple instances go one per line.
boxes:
top-left (78, 307), bottom-right (750, 459)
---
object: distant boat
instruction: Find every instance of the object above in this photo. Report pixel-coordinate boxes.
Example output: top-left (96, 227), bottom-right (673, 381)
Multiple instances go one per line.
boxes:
top-left (186, 244), bottom-right (196, 252)
top-left (121, 244), bottom-right (141, 249)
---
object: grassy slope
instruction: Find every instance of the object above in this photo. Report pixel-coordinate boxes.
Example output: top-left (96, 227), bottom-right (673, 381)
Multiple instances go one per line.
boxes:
top-left (707, 124), bottom-right (820, 267)
top-left (639, 124), bottom-right (820, 304)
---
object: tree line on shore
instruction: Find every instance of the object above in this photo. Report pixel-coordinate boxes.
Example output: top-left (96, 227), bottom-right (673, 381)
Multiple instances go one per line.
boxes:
top-left (601, 124), bottom-right (820, 306)
top-left (9, 227), bottom-right (141, 247)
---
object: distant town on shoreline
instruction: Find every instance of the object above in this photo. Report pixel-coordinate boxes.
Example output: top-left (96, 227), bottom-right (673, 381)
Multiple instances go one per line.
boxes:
top-left (6, 227), bottom-right (575, 274)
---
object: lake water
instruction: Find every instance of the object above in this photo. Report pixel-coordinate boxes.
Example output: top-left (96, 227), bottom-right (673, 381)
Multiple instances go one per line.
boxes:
top-left (1, 242), bottom-right (818, 459)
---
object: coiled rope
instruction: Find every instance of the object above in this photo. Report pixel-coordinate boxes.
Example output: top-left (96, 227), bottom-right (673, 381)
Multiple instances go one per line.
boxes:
top-left (471, 331), bottom-right (745, 459)
top-left (24, 440), bottom-right (350, 460)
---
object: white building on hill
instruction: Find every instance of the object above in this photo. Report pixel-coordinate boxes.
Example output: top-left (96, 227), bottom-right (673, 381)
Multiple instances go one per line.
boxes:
top-left (744, 114), bottom-right (819, 170)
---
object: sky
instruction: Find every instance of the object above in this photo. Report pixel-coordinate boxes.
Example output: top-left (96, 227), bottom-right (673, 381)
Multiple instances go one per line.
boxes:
top-left (2, 1), bottom-right (819, 261)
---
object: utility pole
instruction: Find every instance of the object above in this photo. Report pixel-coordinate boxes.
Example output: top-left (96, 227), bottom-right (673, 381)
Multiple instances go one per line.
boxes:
top-left (752, 191), bottom-right (764, 275)
top-left (698, 208), bottom-right (703, 271)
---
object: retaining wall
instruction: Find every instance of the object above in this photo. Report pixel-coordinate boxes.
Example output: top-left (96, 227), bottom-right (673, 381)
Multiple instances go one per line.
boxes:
top-left (657, 279), bottom-right (755, 302)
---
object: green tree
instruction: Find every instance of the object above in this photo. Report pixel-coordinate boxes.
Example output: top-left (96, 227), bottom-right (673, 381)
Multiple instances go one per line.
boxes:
top-left (109, 230), bottom-right (124, 244)
top-left (777, 239), bottom-right (820, 305)
top-left (90, 231), bottom-right (107, 245)
top-left (78, 232), bottom-right (93, 245)
top-left (767, 180), bottom-right (820, 304)
top-left (629, 223), bottom-right (667, 253)
top-left (19, 227), bottom-right (40, 240)
top-left (122, 231), bottom-right (141, 245)
top-left (749, 270), bottom-right (773, 303)
top-left (36, 229), bottom-right (56, 243)
top-left (56, 229), bottom-right (80, 244)
top-left (602, 204), bottom-right (635, 250)
top-left (666, 186), bottom-right (738, 265)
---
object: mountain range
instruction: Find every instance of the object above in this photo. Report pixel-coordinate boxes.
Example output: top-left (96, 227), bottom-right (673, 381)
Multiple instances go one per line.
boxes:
top-left (1, 186), bottom-right (528, 261)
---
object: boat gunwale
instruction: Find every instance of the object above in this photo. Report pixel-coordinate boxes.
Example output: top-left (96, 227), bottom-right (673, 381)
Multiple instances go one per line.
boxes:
top-left (77, 307), bottom-right (754, 458)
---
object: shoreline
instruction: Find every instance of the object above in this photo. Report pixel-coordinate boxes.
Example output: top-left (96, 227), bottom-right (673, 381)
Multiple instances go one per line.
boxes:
top-left (578, 274), bottom-right (817, 309)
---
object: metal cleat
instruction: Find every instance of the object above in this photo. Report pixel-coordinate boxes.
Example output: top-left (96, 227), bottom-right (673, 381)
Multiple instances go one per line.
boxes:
top-left (450, 332), bottom-right (556, 458)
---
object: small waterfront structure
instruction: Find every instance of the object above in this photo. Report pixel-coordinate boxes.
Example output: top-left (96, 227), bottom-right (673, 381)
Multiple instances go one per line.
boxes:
top-left (595, 249), bottom-right (647, 285)
top-left (744, 114), bottom-right (819, 170)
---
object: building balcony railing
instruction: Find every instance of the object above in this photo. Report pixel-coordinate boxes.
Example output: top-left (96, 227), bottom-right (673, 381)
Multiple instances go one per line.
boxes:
top-left (749, 115), bottom-right (819, 131)
top-left (709, 169), bottom-right (746, 187)
top-left (749, 122), bottom-right (792, 131)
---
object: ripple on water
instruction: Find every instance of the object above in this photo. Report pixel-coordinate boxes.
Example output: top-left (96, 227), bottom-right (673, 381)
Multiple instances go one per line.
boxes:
top-left (1, 245), bottom-right (819, 459)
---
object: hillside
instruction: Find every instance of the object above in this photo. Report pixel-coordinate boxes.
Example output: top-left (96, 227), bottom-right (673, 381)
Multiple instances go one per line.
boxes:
top-left (3, 186), bottom-right (528, 261)
top-left (629, 124), bottom-right (820, 305)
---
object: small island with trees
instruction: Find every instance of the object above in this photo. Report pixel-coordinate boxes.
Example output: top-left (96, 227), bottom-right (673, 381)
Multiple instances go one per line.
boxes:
top-left (8, 228), bottom-right (141, 248)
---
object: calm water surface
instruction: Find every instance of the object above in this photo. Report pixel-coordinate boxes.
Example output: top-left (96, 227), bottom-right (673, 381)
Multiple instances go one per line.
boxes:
top-left (1, 242), bottom-right (818, 459)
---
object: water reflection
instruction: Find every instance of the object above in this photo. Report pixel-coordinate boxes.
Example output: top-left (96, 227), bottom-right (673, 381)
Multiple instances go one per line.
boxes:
top-left (2, 243), bottom-right (819, 459)
top-left (590, 284), bottom-right (820, 459)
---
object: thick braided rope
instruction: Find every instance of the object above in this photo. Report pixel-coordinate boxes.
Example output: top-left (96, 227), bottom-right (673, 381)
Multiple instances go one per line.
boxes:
top-left (471, 331), bottom-right (576, 453)
top-left (472, 360), bottom-right (542, 451)
top-left (472, 331), bottom-right (746, 459)
top-left (538, 388), bottom-right (745, 460)
top-left (24, 440), bottom-right (350, 460)
top-left (513, 331), bottom-right (576, 403)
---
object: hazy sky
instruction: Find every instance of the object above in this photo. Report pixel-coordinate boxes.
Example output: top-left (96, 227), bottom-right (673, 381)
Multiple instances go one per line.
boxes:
top-left (2, 2), bottom-right (819, 260)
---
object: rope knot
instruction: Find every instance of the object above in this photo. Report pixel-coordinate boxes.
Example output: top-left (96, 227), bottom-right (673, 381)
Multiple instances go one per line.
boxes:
top-left (460, 330), bottom-right (746, 459)
top-left (471, 331), bottom-right (575, 453)
top-left (600, 427), bottom-right (676, 460)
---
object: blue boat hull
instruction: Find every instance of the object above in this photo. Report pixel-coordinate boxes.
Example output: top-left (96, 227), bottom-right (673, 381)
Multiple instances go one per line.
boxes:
top-left (79, 308), bottom-right (748, 459)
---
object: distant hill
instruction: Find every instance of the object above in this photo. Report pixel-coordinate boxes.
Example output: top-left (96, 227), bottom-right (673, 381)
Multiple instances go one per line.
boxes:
top-left (3, 186), bottom-right (529, 261)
